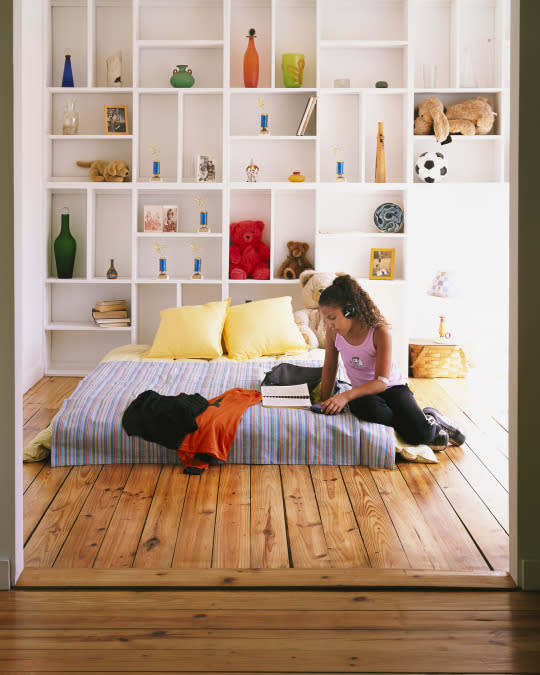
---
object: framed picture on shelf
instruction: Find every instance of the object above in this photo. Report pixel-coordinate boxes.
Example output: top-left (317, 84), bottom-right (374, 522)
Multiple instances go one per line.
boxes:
top-left (369, 248), bottom-right (395, 280)
top-left (195, 155), bottom-right (216, 182)
top-left (104, 105), bottom-right (129, 135)
top-left (143, 205), bottom-right (163, 232)
top-left (162, 205), bottom-right (178, 233)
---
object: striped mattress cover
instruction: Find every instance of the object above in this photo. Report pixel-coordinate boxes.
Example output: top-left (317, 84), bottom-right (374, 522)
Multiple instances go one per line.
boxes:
top-left (51, 357), bottom-right (395, 469)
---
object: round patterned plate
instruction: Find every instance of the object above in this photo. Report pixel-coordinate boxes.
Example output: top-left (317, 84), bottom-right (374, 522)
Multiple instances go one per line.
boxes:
top-left (373, 202), bottom-right (404, 233)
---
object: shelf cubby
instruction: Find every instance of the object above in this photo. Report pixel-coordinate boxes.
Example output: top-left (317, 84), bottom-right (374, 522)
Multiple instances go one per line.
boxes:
top-left (272, 189), bottom-right (316, 280)
top-left (230, 0), bottom-right (272, 88)
top-left (51, 138), bottom-right (132, 182)
top-left (48, 190), bottom-right (87, 280)
top-left (137, 236), bottom-right (222, 281)
top-left (319, 45), bottom-right (408, 89)
top-left (319, 0), bottom-right (407, 41)
top-left (93, 191), bottom-right (132, 279)
top-left (230, 138), bottom-right (316, 183)
top-left (137, 188), bottom-right (223, 234)
top-left (138, 0), bottom-right (224, 41)
top-left (138, 46), bottom-right (224, 88)
top-left (230, 91), bottom-right (317, 137)
top-left (274, 0), bottom-right (317, 89)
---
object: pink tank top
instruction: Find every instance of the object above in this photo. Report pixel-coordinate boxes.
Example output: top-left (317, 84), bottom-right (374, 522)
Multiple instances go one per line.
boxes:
top-left (335, 326), bottom-right (404, 389)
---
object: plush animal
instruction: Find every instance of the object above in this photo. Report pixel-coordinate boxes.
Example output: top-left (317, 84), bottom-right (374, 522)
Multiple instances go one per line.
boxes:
top-left (293, 270), bottom-right (338, 349)
top-left (229, 220), bottom-right (270, 280)
top-left (414, 96), bottom-right (495, 144)
top-left (277, 241), bottom-right (314, 280)
top-left (76, 159), bottom-right (130, 182)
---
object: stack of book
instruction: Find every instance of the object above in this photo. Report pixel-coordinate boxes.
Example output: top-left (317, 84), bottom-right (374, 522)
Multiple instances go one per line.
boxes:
top-left (92, 299), bottom-right (130, 327)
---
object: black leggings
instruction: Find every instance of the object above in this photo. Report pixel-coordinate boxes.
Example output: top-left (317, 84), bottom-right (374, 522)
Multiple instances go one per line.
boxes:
top-left (347, 384), bottom-right (436, 446)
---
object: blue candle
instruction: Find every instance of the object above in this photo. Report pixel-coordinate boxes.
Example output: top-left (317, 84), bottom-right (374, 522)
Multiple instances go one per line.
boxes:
top-left (194, 257), bottom-right (201, 272)
top-left (153, 161), bottom-right (160, 175)
top-left (200, 211), bottom-right (207, 226)
top-left (337, 161), bottom-right (344, 175)
top-left (159, 258), bottom-right (166, 272)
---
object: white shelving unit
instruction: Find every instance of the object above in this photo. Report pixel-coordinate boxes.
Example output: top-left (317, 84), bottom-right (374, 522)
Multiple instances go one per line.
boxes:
top-left (43, 0), bottom-right (509, 375)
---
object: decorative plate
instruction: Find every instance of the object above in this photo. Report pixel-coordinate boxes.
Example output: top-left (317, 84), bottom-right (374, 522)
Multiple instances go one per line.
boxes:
top-left (373, 202), bottom-right (404, 233)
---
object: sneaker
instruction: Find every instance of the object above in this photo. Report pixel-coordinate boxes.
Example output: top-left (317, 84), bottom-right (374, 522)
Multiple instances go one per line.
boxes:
top-left (423, 407), bottom-right (466, 446)
top-left (427, 425), bottom-right (449, 451)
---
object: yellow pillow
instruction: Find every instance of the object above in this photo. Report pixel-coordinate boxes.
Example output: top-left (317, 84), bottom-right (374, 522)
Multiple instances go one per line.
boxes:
top-left (223, 296), bottom-right (308, 360)
top-left (146, 299), bottom-right (230, 359)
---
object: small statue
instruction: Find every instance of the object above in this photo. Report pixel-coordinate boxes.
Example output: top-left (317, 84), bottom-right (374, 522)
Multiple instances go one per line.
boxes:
top-left (245, 158), bottom-right (260, 182)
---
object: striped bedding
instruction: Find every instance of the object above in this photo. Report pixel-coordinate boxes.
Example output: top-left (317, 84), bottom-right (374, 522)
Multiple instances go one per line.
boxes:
top-left (51, 358), bottom-right (395, 469)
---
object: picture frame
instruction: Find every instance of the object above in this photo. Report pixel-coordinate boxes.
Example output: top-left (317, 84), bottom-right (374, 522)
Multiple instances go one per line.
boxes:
top-left (143, 205), bottom-right (163, 233)
top-left (104, 105), bottom-right (129, 135)
top-left (162, 205), bottom-right (178, 233)
top-left (369, 248), bottom-right (395, 280)
top-left (195, 154), bottom-right (216, 182)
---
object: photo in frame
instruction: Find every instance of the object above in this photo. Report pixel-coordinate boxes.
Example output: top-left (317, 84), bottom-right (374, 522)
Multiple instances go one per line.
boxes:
top-left (143, 205), bottom-right (163, 232)
top-left (369, 248), bottom-right (395, 279)
top-left (104, 105), bottom-right (129, 134)
top-left (162, 205), bottom-right (178, 232)
top-left (195, 154), bottom-right (216, 182)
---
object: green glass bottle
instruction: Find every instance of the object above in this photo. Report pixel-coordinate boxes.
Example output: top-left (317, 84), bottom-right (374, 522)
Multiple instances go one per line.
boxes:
top-left (54, 207), bottom-right (76, 278)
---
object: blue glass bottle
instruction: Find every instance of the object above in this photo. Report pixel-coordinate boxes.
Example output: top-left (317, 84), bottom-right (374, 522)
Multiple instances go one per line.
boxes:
top-left (62, 53), bottom-right (74, 87)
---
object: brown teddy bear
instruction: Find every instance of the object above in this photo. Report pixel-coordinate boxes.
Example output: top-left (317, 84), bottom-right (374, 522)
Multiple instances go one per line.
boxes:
top-left (278, 241), bottom-right (313, 280)
top-left (76, 159), bottom-right (130, 182)
top-left (414, 96), bottom-right (495, 143)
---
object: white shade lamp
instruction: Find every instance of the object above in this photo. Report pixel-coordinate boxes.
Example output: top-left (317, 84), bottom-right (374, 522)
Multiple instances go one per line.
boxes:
top-left (427, 270), bottom-right (455, 341)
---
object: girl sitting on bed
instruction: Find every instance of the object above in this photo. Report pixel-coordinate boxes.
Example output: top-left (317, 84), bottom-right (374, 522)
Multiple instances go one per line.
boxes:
top-left (318, 274), bottom-right (465, 450)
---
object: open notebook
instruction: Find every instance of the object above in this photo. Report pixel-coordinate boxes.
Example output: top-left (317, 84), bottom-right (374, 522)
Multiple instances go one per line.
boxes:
top-left (261, 383), bottom-right (311, 408)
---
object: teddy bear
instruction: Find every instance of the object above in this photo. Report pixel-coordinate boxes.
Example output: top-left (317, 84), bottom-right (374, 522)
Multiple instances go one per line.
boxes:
top-left (414, 96), bottom-right (495, 144)
top-left (76, 159), bottom-right (130, 182)
top-left (293, 270), bottom-right (338, 349)
top-left (277, 241), bottom-right (314, 280)
top-left (229, 220), bottom-right (270, 280)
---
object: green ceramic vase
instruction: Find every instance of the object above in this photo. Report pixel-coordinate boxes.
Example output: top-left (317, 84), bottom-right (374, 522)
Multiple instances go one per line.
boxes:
top-left (170, 65), bottom-right (195, 88)
top-left (54, 209), bottom-right (76, 278)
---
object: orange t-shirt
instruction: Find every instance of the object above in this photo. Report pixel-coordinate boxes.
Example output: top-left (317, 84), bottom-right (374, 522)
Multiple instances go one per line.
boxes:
top-left (175, 388), bottom-right (261, 472)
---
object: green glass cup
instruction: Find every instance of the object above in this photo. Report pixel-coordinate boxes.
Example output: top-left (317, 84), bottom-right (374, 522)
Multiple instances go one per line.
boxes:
top-left (282, 53), bottom-right (305, 87)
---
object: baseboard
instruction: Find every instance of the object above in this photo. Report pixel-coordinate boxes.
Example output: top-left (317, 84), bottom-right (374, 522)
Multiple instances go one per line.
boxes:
top-left (16, 567), bottom-right (515, 589)
top-left (521, 558), bottom-right (540, 590)
top-left (0, 560), bottom-right (10, 590)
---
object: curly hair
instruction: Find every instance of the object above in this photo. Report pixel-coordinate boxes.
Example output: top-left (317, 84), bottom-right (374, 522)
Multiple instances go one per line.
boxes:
top-left (318, 274), bottom-right (388, 327)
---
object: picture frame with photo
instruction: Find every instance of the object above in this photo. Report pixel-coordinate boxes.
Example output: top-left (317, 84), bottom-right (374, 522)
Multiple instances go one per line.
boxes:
top-left (143, 205), bottom-right (163, 232)
top-left (104, 105), bottom-right (129, 135)
top-left (195, 154), bottom-right (216, 182)
top-left (162, 205), bottom-right (178, 233)
top-left (369, 248), bottom-right (395, 280)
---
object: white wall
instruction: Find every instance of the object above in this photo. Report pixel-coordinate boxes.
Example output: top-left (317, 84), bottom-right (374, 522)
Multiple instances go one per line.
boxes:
top-left (19, 0), bottom-right (46, 391)
top-left (407, 183), bottom-right (509, 381)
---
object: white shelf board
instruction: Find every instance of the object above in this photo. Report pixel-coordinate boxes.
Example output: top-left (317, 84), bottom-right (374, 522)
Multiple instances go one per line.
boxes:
top-left (229, 181), bottom-right (317, 189)
top-left (46, 322), bottom-right (131, 331)
top-left (48, 87), bottom-right (134, 94)
top-left (413, 134), bottom-right (502, 141)
top-left (49, 135), bottom-right (134, 140)
top-left (230, 135), bottom-right (316, 141)
top-left (320, 40), bottom-right (408, 49)
top-left (414, 88), bottom-right (504, 94)
top-left (47, 179), bottom-right (133, 188)
top-left (137, 232), bottom-right (222, 238)
top-left (136, 182), bottom-right (224, 189)
top-left (318, 231), bottom-right (406, 238)
top-left (135, 278), bottom-right (221, 284)
top-left (137, 87), bottom-right (223, 94)
top-left (228, 279), bottom-right (299, 285)
top-left (230, 88), bottom-right (318, 94)
top-left (319, 88), bottom-right (408, 95)
top-left (137, 40), bottom-right (224, 49)
top-left (47, 277), bottom-right (132, 284)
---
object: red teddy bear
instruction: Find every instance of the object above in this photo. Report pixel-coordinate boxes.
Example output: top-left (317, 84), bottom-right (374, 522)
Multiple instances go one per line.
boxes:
top-left (229, 220), bottom-right (270, 280)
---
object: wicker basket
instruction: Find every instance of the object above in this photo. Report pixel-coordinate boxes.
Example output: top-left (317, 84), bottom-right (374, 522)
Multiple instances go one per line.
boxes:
top-left (409, 343), bottom-right (467, 378)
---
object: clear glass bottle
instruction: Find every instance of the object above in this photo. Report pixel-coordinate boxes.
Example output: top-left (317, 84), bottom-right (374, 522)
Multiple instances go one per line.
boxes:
top-left (106, 259), bottom-right (118, 279)
top-left (62, 99), bottom-right (79, 135)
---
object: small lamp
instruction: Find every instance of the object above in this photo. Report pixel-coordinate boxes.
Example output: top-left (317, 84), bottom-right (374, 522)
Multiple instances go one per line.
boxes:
top-left (427, 270), bottom-right (455, 341)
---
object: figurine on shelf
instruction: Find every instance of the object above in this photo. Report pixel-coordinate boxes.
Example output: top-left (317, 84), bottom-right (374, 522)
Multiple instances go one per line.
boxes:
top-left (154, 241), bottom-right (169, 279)
top-left (245, 158), bottom-right (260, 182)
top-left (195, 195), bottom-right (210, 232)
top-left (149, 145), bottom-right (162, 182)
top-left (62, 50), bottom-right (74, 87)
top-left (375, 121), bottom-right (386, 183)
top-left (190, 241), bottom-right (204, 279)
top-left (257, 97), bottom-right (269, 135)
top-left (331, 145), bottom-right (346, 182)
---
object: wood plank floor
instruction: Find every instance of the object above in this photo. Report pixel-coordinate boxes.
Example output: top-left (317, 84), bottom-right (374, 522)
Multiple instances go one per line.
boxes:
top-left (21, 373), bottom-right (510, 581)
top-left (2, 589), bottom-right (540, 674)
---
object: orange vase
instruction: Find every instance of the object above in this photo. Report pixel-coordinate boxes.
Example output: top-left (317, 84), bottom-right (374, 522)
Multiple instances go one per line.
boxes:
top-left (243, 28), bottom-right (259, 88)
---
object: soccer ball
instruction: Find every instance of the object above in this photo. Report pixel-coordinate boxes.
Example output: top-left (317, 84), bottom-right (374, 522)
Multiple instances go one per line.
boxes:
top-left (415, 151), bottom-right (448, 183)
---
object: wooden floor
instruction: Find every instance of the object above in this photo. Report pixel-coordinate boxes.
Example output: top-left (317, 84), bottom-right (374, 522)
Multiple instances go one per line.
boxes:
top-left (2, 588), bottom-right (540, 674)
top-left (20, 371), bottom-right (510, 585)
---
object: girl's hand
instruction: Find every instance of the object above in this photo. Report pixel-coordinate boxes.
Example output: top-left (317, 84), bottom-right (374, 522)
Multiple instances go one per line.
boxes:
top-left (320, 392), bottom-right (348, 415)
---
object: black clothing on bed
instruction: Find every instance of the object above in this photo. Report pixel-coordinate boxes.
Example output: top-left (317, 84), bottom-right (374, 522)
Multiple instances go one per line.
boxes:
top-left (122, 390), bottom-right (209, 449)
